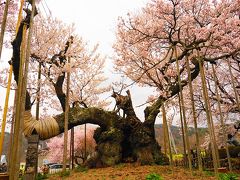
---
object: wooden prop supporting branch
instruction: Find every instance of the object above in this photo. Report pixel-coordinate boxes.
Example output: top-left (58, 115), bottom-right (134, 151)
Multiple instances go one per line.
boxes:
top-left (162, 104), bottom-right (173, 166)
top-left (70, 127), bottom-right (74, 169)
top-left (178, 93), bottom-right (187, 166)
top-left (63, 57), bottom-right (71, 172)
top-left (10, 23), bottom-right (27, 180)
top-left (36, 62), bottom-right (42, 120)
top-left (162, 113), bottom-right (167, 155)
top-left (7, 98), bottom-right (15, 171)
top-left (0, 0), bottom-right (25, 162)
top-left (10, 1), bottom-right (37, 178)
top-left (212, 64), bottom-right (232, 172)
top-left (186, 56), bottom-right (202, 171)
top-left (84, 124), bottom-right (87, 162)
top-left (7, 1), bottom-right (25, 171)
top-left (25, 54), bottom-right (41, 179)
top-left (197, 51), bottom-right (219, 175)
top-left (0, 63), bottom-right (12, 158)
top-left (174, 46), bottom-right (192, 173)
top-left (0, 0), bottom-right (10, 59)
top-left (226, 58), bottom-right (240, 112)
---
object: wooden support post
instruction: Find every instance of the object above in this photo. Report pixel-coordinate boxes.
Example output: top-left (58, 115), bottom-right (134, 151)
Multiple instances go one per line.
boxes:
top-left (226, 59), bottom-right (240, 111)
top-left (84, 124), bottom-right (87, 162)
top-left (162, 104), bottom-right (173, 166)
top-left (178, 93), bottom-right (187, 166)
top-left (10, 1), bottom-right (36, 178)
top-left (2, 0), bottom-right (24, 169)
top-left (197, 53), bottom-right (219, 176)
top-left (0, 66), bottom-right (13, 158)
top-left (24, 56), bottom-right (41, 180)
top-left (212, 64), bottom-right (232, 171)
top-left (186, 56), bottom-right (202, 171)
top-left (63, 58), bottom-right (71, 172)
top-left (174, 46), bottom-right (192, 173)
top-left (70, 128), bottom-right (74, 169)
top-left (9, 24), bottom-right (27, 180)
top-left (0, 0), bottom-right (10, 59)
top-left (162, 113), bottom-right (167, 155)
top-left (36, 62), bottom-right (41, 120)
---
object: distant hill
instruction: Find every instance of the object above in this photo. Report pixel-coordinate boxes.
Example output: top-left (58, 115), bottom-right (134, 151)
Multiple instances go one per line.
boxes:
top-left (0, 132), bottom-right (47, 163)
top-left (154, 124), bottom-right (208, 153)
top-left (0, 132), bottom-right (27, 163)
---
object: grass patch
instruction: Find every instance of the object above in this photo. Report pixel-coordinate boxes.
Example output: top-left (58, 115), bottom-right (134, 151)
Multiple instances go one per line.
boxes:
top-left (146, 173), bottom-right (164, 180)
top-left (74, 165), bottom-right (88, 173)
top-left (36, 173), bottom-right (48, 180)
top-left (218, 173), bottom-right (239, 180)
top-left (58, 170), bottom-right (70, 177)
top-left (204, 170), bottom-right (215, 177)
top-left (114, 163), bottom-right (125, 169)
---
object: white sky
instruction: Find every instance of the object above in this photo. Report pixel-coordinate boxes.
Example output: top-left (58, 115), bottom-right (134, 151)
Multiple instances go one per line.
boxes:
top-left (0, 0), bottom-right (163, 125)
top-left (43, 0), bottom-right (148, 55)
top-left (41, 0), bottom-right (157, 122)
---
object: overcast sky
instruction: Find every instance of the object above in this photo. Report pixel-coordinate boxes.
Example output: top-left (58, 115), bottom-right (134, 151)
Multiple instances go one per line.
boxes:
top-left (41, 0), bottom-right (158, 121)
top-left (44, 0), bottom-right (148, 54)
top-left (0, 0), bottom-right (164, 125)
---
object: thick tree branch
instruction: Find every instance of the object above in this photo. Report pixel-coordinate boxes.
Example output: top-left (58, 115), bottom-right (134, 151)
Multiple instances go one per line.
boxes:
top-left (53, 106), bottom-right (117, 134)
top-left (144, 61), bottom-right (200, 126)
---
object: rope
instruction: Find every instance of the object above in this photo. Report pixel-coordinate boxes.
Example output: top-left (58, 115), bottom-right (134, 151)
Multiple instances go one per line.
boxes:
top-left (23, 110), bottom-right (60, 139)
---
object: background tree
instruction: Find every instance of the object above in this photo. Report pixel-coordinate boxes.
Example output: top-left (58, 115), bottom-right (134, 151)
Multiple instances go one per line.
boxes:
top-left (47, 127), bottom-right (96, 164)
top-left (113, 0), bottom-right (240, 148)
top-left (0, 0), bottom-right (18, 35)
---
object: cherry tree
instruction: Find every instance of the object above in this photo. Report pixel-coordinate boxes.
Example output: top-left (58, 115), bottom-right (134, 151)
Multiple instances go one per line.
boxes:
top-left (10, 0), bottom-right (240, 167)
top-left (0, 14), bottom-right (110, 116)
top-left (112, 0), bottom-right (240, 159)
top-left (0, 0), bottom-right (18, 34)
top-left (30, 15), bottom-right (110, 113)
top-left (113, 0), bottom-right (239, 94)
top-left (47, 127), bottom-right (96, 164)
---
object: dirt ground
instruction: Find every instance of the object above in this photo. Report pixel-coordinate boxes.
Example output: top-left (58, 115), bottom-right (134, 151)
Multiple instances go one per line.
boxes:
top-left (48, 164), bottom-right (222, 180)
